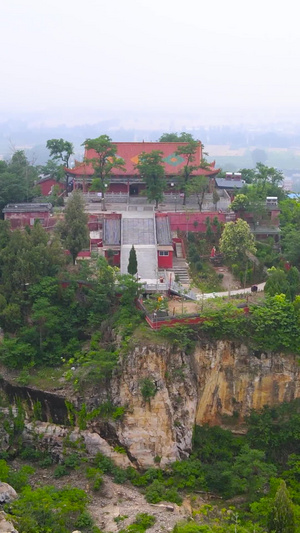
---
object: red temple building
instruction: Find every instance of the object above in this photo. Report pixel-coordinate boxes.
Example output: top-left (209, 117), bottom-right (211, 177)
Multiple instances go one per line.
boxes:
top-left (3, 203), bottom-right (53, 229)
top-left (66, 141), bottom-right (219, 195)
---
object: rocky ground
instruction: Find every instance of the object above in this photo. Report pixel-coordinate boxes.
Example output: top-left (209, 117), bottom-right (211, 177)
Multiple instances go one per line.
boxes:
top-left (89, 476), bottom-right (189, 533)
top-left (10, 460), bottom-right (190, 533)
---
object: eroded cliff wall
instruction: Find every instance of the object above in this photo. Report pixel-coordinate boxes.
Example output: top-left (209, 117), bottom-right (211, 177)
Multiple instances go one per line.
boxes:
top-left (110, 340), bottom-right (300, 467)
top-left (1, 340), bottom-right (300, 469)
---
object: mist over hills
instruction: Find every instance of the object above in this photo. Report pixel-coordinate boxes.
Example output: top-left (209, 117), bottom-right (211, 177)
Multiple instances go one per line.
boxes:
top-left (2, 117), bottom-right (300, 178)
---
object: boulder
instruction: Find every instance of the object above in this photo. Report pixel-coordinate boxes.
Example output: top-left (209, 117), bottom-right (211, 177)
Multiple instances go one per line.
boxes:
top-left (0, 511), bottom-right (18, 532)
top-left (0, 483), bottom-right (17, 504)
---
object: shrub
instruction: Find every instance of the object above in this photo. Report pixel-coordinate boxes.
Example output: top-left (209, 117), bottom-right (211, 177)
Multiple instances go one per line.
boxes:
top-left (145, 480), bottom-right (166, 503)
top-left (134, 513), bottom-right (156, 529)
top-left (53, 465), bottom-right (68, 478)
top-left (140, 378), bottom-right (157, 402)
top-left (86, 467), bottom-right (104, 491)
top-left (64, 453), bottom-right (81, 469)
top-left (75, 510), bottom-right (94, 529)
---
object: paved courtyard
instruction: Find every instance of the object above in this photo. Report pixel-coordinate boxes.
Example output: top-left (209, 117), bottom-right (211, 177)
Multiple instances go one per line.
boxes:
top-left (122, 217), bottom-right (155, 245)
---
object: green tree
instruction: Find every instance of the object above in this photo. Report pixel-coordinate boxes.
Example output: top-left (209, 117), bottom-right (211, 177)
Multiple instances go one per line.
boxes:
top-left (265, 266), bottom-right (300, 301)
top-left (135, 150), bottom-right (166, 208)
top-left (239, 168), bottom-right (257, 184)
top-left (158, 132), bottom-right (195, 142)
top-left (267, 480), bottom-right (295, 533)
top-left (0, 224), bottom-right (65, 300)
top-left (186, 176), bottom-right (208, 211)
top-left (128, 245), bottom-right (138, 276)
top-left (250, 294), bottom-right (300, 354)
top-left (213, 188), bottom-right (220, 210)
top-left (280, 199), bottom-right (300, 229)
top-left (281, 226), bottom-right (300, 266)
top-left (230, 194), bottom-right (250, 212)
top-left (287, 267), bottom-right (300, 300)
top-left (0, 151), bottom-right (38, 211)
top-left (265, 267), bottom-right (291, 298)
top-left (83, 135), bottom-right (125, 211)
top-left (175, 140), bottom-right (205, 206)
top-left (227, 445), bottom-right (277, 500)
top-left (6, 485), bottom-right (93, 533)
top-left (219, 219), bottom-right (256, 263)
top-left (39, 159), bottom-right (65, 182)
top-left (58, 190), bottom-right (89, 264)
top-left (253, 163), bottom-right (283, 194)
top-left (46, 138), bottom-right (74, 195)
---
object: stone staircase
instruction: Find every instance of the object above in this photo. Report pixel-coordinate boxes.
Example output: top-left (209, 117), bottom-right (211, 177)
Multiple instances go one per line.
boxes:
top-left (175, 241), bottom-right (183, 258)
top-left (172, 259), bottom-right (190, 285)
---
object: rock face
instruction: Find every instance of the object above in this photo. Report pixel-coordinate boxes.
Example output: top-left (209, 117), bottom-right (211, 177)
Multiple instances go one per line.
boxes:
top-left (0, 512), bottom-right (18, 533)
top-left (0, 483), bottom-right (17, 504)
top-left (23, 423), bottom-right (132, 468)
top-left (192, 340), bottom-right (300, 425)
top-left (1, 339), bottom-right (300, 469)
top-left (109, 340), bottom-right (300, 467)
top-left (111, 344), bottom-right (198, 467)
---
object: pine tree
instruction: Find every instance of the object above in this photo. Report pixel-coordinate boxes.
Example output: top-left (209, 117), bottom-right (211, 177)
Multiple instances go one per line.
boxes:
top-left (267, 480), bottom-right (295, 533)
top-left (127, 245), bottom-right (138, 276)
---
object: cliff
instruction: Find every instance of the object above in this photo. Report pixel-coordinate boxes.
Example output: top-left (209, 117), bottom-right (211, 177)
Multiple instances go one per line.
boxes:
top-left (1, 340), bottom-right (300, 469)
top-left (109, 340), bottom-right (300, 467)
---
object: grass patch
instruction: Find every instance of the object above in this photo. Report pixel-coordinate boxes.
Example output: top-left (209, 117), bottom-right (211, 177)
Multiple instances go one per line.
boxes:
top-left (15, 366), bottom-right (67, 390)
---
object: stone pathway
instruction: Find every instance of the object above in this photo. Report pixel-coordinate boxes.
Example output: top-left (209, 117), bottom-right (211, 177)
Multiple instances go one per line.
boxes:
top-left (120, 212), bottom-right (158, 279)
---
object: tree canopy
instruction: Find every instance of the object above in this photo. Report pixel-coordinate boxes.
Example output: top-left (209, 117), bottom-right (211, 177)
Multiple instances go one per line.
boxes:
top-left (58, 191), bottom-right (89, 264)
top-left (230, 194), bottom-right (250, 212)
top-left (46, 138), bottom-right (74, 195)
top-left (175, 140), bottom-right (206, 206)
top-left (219, 219), bottom-right (256, 263)
top-left (46, 138), bottom-right (74, 168)
top-left (128, 245), bottom-right (138, 276)
top-left (186, 176), bottom-right (208, 211)
top-left (83, 135), bottom-right (125, 210)
top-left (267, 480), bottom-right (295, 533)
top-left (0, 151), bottom-right (38, 212)
top-left (135, 150), bottom-right (166, 208)
top-left (158, 132), bottom-right (195, 142)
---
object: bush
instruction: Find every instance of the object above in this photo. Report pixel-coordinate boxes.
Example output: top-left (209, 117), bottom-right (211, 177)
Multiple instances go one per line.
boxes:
top-left (145, 480), bottom-right (166, 503)
top-left (86, 467), bottom-right (104, 491)
top-left (64, 453), bottom-right (81, 469)
top-left (135, 513), bottom-right (156, 529)
top-left (140, 378), bottom-right (157, 402)
top-left (6, 485), bottom-right (89, 533)
top-left (53, 465), bottom-right (68, 478)
top-left (75, 510), bottom-right (94, 529)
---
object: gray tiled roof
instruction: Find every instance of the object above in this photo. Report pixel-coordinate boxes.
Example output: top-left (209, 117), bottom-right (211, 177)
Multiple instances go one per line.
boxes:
top-left (156, 217), bottom-right (172, 245)
top-left (215, 178), bottom-right (243, 189)
top-left (3, 203), bottom-right (52, 213)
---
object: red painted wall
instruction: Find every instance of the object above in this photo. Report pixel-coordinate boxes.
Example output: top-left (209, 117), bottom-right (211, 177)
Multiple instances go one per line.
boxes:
top-left (167, 212), bottom-right (228, 233)
top-left (157, 250), bottom-right (173, 268)
top-left (4, 211), bottom-right (51, 229)
top-left (38, 179), bottom-right (64, 196)
top-left (108, 183), bottom-right (128, 193)
top-left (172, 237), bottom-right (186, 258)
top-left (104, 250), bottom-right (120, 267)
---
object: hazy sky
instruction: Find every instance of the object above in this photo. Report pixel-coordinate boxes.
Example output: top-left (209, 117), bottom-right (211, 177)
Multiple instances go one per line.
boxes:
top-left (1, 0), bottom-right (300, 125)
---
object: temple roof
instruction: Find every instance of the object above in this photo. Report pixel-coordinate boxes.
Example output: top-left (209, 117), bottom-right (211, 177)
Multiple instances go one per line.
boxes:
top-left (3, 203), bottom-right (52, 213)
top-left (66, 142), bottom-right (220, 178)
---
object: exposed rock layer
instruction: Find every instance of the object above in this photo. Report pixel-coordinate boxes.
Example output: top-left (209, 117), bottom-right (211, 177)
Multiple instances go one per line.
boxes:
top-left (1, 340), bottom-right (300, 468)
